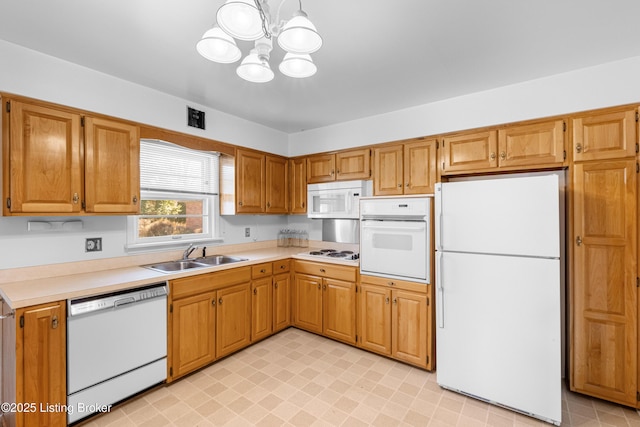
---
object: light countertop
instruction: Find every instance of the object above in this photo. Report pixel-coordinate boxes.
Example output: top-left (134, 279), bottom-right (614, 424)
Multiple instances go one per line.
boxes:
top-left (0, 243), bottom-right (359, 309)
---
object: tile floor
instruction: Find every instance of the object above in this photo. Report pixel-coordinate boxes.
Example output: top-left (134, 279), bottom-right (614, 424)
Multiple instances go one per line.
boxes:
top-left (82, 328), bottom-right (640, 427)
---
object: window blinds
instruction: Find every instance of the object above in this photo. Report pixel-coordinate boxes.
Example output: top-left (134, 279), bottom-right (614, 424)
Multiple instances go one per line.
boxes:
top-left (140, 139), bottom-right (219, 195)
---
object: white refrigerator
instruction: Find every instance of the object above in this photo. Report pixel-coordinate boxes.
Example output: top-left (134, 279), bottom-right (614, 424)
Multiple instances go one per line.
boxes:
top-left (435, 173), bottom-right (563, 425)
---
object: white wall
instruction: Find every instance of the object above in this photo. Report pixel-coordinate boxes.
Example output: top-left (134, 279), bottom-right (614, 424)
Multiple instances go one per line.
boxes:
top-left (0, 40), bottom-right (288, 155)
top-left (288, 55), bottom-right (640, 156)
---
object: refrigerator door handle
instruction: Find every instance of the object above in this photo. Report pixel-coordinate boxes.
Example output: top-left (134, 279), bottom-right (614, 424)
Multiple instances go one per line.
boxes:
top-left (435, 184), bottom-right (443, 251)
top-left (436, 251), bottom-right (444, 328)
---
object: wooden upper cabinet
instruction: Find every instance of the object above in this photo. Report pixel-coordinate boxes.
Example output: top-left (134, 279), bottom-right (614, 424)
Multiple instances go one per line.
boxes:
top-left (571, 159), bottom-right (638, 406)
top-left (373, 145), bottom-right (403, 195)
top-left (497, 119), bottom-right (565, 168)
top-left (84, 116), bottom-right (140, 213)
top-left (307, 148), bottom-right (371, 183)
top-left (265, 155), bottom-right (288, 213)
top-left (441, 130), bottom-right (498, 174)
top-left (289, 157), bottom-right (307, 214)
top-left (236, 148), bottom-right (266, 213)
top-left (572, 108), bottom-right (637, 161)
top-left (5, 100), bottom-right (83, 214)
top-left (373, 138), bottom-right (436, 195)
top-left (335, 148), bottom-right (370, 180)
top-left (307, 153), bottom-right (335, 183)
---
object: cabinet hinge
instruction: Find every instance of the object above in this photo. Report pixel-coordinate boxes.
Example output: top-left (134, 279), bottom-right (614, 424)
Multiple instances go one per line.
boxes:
top-left (19, 315), bottom-right (24, 328)
top-left (81, 116), bottom-right (85, 127)
top-left (436, 140), bottom-right (439, 149)
top-left (562, 121), bottom-right (566, 132)
top-left (169, 367), bottom-right (173, 377)
top-left (355, 335), bottom-right (358, 343)
top-left (81, 200), bottom-right (86, 209)
top-left (636, 277), bottom-right (639, 287)
top-left (636, 111), bottom-right (639, 122)
top-left (636, 143), bottom-right (639, 153)
top-left (636, 163), bottom-right (639, 174)
top-left (637, 390), bottom-right (640, 401)
top-left (5, 101), bottom-right (10, 113)
top-left (169, 304), bottom-right (173, 313)
top-left (427, 355), bottom-right (429, 364)
top-left (563, 150), bottom-right (567, 160)
top-left (6, 198), bottom-right (10, 209)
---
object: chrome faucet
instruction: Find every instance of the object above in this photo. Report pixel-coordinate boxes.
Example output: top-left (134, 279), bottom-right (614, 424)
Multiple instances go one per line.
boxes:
top-left (182, 244), bottom-right (197, 260)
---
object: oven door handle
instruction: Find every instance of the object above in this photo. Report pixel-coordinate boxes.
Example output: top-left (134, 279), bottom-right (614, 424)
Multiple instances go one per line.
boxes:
top-left (361, 223), bottom-right (426, 232)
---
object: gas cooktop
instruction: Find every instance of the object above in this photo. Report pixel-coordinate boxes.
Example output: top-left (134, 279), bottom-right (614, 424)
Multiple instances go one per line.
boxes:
top-left (299, 248), bottom-right (360, 261)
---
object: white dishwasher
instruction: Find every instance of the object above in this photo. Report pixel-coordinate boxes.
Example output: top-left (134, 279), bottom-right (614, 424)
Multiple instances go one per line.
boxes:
top-left (67, 282), bottom-right (168, 424)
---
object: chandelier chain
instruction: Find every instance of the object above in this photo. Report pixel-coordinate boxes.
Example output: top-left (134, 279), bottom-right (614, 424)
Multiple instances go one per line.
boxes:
top-left (254, 0), bottom-right (272, 39)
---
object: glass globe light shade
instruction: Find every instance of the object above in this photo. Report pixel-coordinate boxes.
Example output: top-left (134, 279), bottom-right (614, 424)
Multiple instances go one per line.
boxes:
top-left (196, 26), bottom-right (241, 63)
top-left (277, 10), bottom-right (322, 54)
top-left (236, 51), bottom-right (274, 83)
top-left (216, 0), bottom-right (264, 41)
top-left (279, 53), bottom-right (317, 78)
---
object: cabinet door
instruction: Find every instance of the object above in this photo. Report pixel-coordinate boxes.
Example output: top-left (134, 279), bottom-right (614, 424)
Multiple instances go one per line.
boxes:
top-left (323, 278), bottom-right (356, 344)
top-left (251, 277), bottom-right (273, 342)
top-left (7, 100), bottom-right (82, 213)
top-left (358, 284), bottom-right (391, 355)
top-left (273, 272), bottom-right (291, 332)
top-left (84, 116), bottom-right (140, 213)
top-left (336, 148), bottom-right (370, 181)
top-left (572, 109), bottom-right (636, 161)
top-left (373, 145), bottom-right (403, 196)
top-left (265, 155), bottom-right (288, 214)
top-left (441, 130), bottom-right (498, 174)
top-left (572, 160), bottom-right (637, 406)
top-left (293, 273), bottom-right (323, 333)
top-left (17, 302), bottom-right (66, 427)
top-left (289, 157), bottom-right (307, 214)
top-left (307, 154), bottom-right (335, 183)
top-left (171, 291), bottom-right (216, 380)
top-left (392, 290), bottom-right (428, 368)
top-left (236, 149), bottom-right (265, 213)
top-left (216, 283), bottom-right (251, 358)
top-left (404, 139), bottom-right (437, 194)
top-left (497, 119), bottom-right (565, 168)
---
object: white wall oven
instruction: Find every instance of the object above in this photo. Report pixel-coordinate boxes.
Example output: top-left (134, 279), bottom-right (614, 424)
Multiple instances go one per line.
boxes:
top-left (360, 196), bottom-right (431, 283)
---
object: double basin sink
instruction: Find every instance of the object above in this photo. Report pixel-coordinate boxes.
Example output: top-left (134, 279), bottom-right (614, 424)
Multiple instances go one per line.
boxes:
top-left (144, 255), bottom-right (248, 273)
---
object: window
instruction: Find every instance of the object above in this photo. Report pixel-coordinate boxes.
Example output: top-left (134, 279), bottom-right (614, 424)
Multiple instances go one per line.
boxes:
top-left (127, 140), bottom-right (221, 249)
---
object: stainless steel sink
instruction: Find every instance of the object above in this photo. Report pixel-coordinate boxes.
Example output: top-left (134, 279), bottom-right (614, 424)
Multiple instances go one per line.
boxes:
top-left (144, 259), bottom-right (209, 273)
top-left (144, 255), bottom-right (247, 273)
top-left (194, 255), bottom-right (248, 265)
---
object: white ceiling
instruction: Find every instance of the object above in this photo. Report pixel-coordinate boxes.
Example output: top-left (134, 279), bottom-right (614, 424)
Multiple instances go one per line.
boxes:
top-left (1, 1), bottom-right (640, 133)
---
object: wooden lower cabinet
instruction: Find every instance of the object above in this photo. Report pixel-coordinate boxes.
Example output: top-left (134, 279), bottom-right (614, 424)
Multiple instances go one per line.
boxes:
top-left (323, 278), bottom-right (357, 344)
top-left (2, 300), bottom-right (66, 427)
top-left (273, 272), bottom-right (291, 332)
top-left (571, 159), bottom-right (638, 406)
top-left (358, 276), bottom-right (433, 370)
top-left (168, 267), bottom-right (251, 381)
top-left (171, 291), bottom-right (216, 379)
top-left (293, 273), bottom-right (324, 334)
top-left (251, 277), bottom-right (273, 342)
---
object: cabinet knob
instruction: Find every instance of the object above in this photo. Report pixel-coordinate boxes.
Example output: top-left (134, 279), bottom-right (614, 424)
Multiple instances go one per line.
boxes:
top-left (576, 143), bottom-right (583, 153)
top-left (397, 184), bottom-right (402, 188)
top-left (385, 297), bottom-right (390, 304)
top-left (576, 236), bottom-right (582, 246)
top-left (317, 283), bottom-right (321, 289)
top-left (323, 284), bottom-right (326, 290)
top-left (52, 315), bottom-right (59, 329)
top-left (387, 281), bottom-right (395, 286)
top-left (280, 265), bottom-right (285, 269)
top-left (274, 283), bottom-right (279, 289)
top-left (489, 152), bottom-right (496, 161)
top-left (133, 195), bottom-right (138, 204)
top-left (260, 269), bottom-right (266, 273)
top-left (253, 288), bottom-right (257, 295)
top-left (330, 170), bottom-right (334, 175)
top-left (393, 298), bottom-right (397, 305)
top-left (267, 202), bottom-right (271, 208)
top-left (319, 268), bottom-right (326, 273)
top-left (212, 299), bottom-right (216, 306)
top-left (238, 201), bottom-right (243, 206)
top-left (73, 193), bottom-right (79, 204)
top-left (500, 151), bottom-right (506, 161)
top-left (336, 169), bottom-right (340, 174)
top-left (406, 183), bottom-right (409, 187)
top-left (218, 298), bottom-right (223, 305)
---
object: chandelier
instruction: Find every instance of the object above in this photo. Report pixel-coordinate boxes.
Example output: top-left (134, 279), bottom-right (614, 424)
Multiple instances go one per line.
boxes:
top-left (196, 0), bottom-right (322, 83)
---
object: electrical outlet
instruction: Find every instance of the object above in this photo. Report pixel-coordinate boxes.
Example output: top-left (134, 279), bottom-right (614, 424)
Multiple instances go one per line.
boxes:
top-left (245, 227), bottom-right (251, 237)
top-left (85, 238), bottom-right (102, 252)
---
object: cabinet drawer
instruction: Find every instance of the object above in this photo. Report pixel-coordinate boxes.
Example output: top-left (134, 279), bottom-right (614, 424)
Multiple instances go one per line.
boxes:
top-left (172, 267), bottom-right (251, 299)
top-left (360, 274), bottom-right (428, 294)
top-left (252, 263), bottom-right (273, 279)
top-left (294, 260), bottom-right (356, 282)
top-left (273, 259), bottom-right (290, 274)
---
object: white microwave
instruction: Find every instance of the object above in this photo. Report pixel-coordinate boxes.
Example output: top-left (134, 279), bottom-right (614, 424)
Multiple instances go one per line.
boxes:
top-left (307, 180), bottom-right (373, 219)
